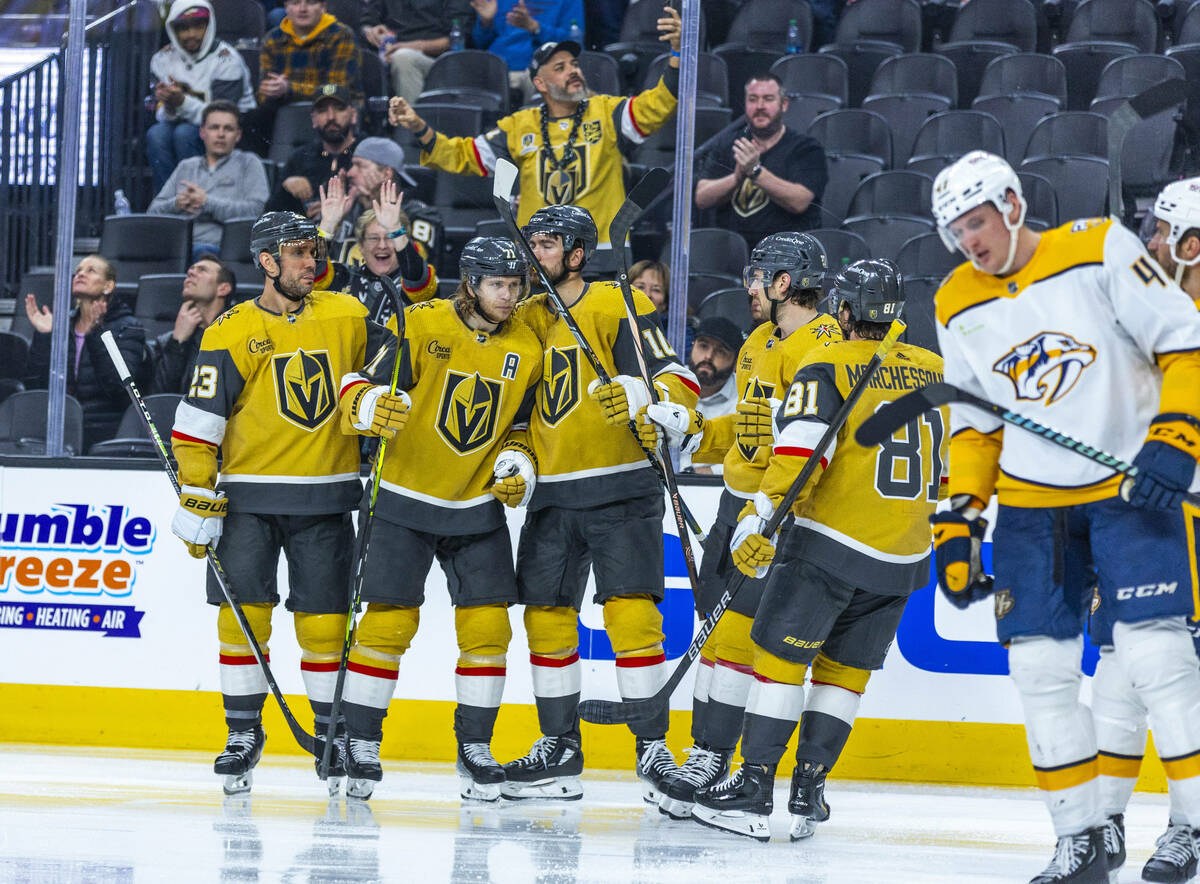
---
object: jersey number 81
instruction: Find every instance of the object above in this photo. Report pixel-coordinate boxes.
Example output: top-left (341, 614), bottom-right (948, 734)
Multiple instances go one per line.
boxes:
top-left (873, 406), bottom-right (945, 503)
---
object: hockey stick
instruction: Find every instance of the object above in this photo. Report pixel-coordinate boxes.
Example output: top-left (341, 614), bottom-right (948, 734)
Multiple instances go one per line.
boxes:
top-left (489, 157), bottom-right (706, 541)
top-left (1107, 79), bottom-right (1187, 223)
top-left (609, 167), bottom-right (705, 595)
top-left (319, 274), bottom-right (407, 780)
top-left (100, 331), bottom-right (318, 757)
top-left (854, 381), bottom-right (1200, 506)
top-left (579, 318), bottom-right (907, 726)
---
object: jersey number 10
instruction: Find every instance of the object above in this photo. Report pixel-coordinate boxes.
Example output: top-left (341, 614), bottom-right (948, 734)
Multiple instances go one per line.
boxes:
top-left (874, 408), bottom-right (945, 503)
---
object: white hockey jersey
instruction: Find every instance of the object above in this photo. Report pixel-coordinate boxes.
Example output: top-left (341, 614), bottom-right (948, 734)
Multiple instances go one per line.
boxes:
top-left (936, 217), bottom-right (1200, 508)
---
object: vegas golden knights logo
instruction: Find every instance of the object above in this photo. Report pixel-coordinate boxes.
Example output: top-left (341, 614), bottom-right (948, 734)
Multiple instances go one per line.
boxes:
top-left (541, 346), bottom-right (580, 426)
top-left (733, 178), bottom-right (768, 218)
top-left (436, 371), bottom-right (502, 454)
top-left (272, 349), bottom-right (335, 430)
top-left (737, 377), bottom-right (775, 461)
top-left (538, 145), bottom-right (588, 205)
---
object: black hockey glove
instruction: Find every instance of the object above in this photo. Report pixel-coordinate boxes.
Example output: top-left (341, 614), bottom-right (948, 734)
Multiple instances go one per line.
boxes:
top-left (930, 496), bottom-right (994, 610)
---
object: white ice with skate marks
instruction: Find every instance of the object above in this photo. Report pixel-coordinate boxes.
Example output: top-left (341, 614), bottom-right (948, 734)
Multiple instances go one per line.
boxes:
top-left (0, 744), bottom-right (1181, 883)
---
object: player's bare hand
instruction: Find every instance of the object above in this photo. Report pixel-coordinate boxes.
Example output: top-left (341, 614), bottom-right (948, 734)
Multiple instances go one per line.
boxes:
top-left (372, 178), bottom-right (406, 237)
top-left (388, 97), bottom-right (425, 133)
top-left (658, 5), bottom-right (682, 52)
top-left (470, 0), bottom-right (498, 27)
top-left (24, 293), bottom-right (52, 334)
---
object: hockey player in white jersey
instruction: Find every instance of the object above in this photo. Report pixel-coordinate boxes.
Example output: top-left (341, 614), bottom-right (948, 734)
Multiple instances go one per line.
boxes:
top-left (930, 151), bottom-right (1200, 884)
top-left (1089, 176), bottom-right (1200, 884)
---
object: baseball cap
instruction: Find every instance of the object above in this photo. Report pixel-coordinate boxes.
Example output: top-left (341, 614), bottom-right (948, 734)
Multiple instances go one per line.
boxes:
top-left (530, 40), bottom-right (582, 76)
top-left (173, 5), bottom-right (210, 23)
top-left (354, 137), bottom-right (416, 186)
top-left (693, 317), bottom-right (745, 356)
top-left (313, 83), bottom-right (352, 109)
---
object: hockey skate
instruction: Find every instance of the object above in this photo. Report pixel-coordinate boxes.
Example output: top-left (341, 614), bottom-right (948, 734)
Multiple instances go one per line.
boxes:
top-left (500, 732), bottom-right (584, 800)
top-left (1099, 814), bottom-right (1124, 881)
top-left (214, 725), bottom-right (265, 796)
top-left (315, 730), bottom-right (347, 797)
top-left (691, 762), bottom-right (775, 842)
top-left (787, 761), bottom-right (830, 841)
top-left (345, 736), bottom-right (382, 800)
top-left (1142, 823), bottom-right (1198, 883)
top-left (457, 742), bottom-right (505, 802)
top-left (636, 737), bottom-right (677, 804)
top-left (658, 744), bottom-right (730, 820)
top-left (1028, 828), bottom-right (1108, 884)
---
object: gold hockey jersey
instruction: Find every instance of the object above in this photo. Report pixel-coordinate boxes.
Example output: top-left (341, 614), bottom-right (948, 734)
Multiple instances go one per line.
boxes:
top-left (420, 76), bottom-right (678, 245)
top-left (693, 312), bottom-right (842, 503)
top-left (760, 339), bottom-right (948, 594)
top-left (171, 291), bottom-right (393, 514)
top-left (936, 218), bottom-right (1200, 508)
top-left (342, 298), bottom-right (543, 535)
top-left (518, 282), bottom-right (699, 509)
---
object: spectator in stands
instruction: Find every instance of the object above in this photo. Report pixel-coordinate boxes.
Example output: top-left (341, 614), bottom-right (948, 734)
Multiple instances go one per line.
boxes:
top-left (264, 83), bottom-right (360, 217)
top-left (148, 101), bottom-right (270, 260)
top-left (695, 73), bottom-right (828, 246)
top-left (22, 256), bottom-right (146, 452)
top-left (242, 0), bottom-right (361, 155)
top-left (388, 7), bottom-right (682, 269)
top-left (148, 1), bottom-right (256, 192)
top-left (314, 179), bottom-right (438, 324)
top-left (360, 0), bottom-right (475, 104)
top-left (688, 316), bottom-right (740, 418)
top-left (630, 258), bottom-right (669, 315)
top-left (150, 257), bottom-right (235, 395)
top-left (470, 0), bottom-right (585, 104)
top-left (317, 136), bottom-right (418, 263)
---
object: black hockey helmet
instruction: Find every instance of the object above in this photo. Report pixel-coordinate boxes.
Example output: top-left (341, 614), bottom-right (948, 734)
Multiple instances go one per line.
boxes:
top-left (742, 231), bottom-right (827, 294)
top-left (827, 258), bottom-right (905, 323)
top-left (250, 211), bottom-right (325, 271)
top-left (522, 204), bottom-right (598, 263)
top-left (460, 236), bottom-right (528, 284)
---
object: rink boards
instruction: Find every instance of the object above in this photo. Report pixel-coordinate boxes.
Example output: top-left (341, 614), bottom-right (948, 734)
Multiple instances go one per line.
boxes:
top-left (0, 461), bottom-right (1168, 790)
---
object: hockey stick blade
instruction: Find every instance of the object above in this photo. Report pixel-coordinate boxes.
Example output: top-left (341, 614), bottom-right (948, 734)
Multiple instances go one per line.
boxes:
top-left (608, 167), bottom-right (671, 247)
top-left (1128, 78), bottom-right (1188, 120)
top-left (493, 157), bottom-right (518, 204)
top-left (854, 382), bottom-right (958, 446)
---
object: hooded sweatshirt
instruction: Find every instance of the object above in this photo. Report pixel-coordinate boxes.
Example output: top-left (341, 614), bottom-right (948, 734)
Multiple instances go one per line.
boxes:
top-left (149, 0), bottom-right (255, 126)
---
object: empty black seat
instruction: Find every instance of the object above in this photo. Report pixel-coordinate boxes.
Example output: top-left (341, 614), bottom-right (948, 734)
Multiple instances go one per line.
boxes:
top-left (725, 0), bottom-right (814, 52)
top-left (1023, 111), bottom-right (1108, 161)
top-left (896, 231), bottom-right (960, 279)
top-left (411, 102), bottom-right (485, 138)
top-left (1179, 0), bottom-right (1200, 43)
top-left (808, 228), bottom-right (872, 274)
top-left (643, 53), bottom-right (728, 107)
top-left (971, 95), bottom-right (1061, 165)
top-left (1017, 171), bottom-right (1061, 229)
top-left (578, 51), bottom-right (621, 97)
top-left (1052, 41), bottom-right (1137, 111)
top-left (638, 106), bottom-right (731, 168)
top-left (420, 50), bottom-right (510, 116)
top-left (660, 228), bottom-right (750, 279)
top-left (977, 52), bottom-right (1068, 106)
top-left (1018, 155), bottom-right (1109, 221)
top-left (210, 0), bottom-right (265, 46)
top-left (818, 41), bottom-right (905, 108)
top-left (99, 215), bottom-right (192, 280)
top-left (815, 155), bottom-right (885, 223)
top-left (784, 95), bottom-right (843, 132)
top-left (935, 41), bottom-right (1018, 109)
top-left (10, 269), bottom-right (54, 344)
top-left (841, 216), bottom-right (936, 259)
top-left (698, 288), bottom-right (754, 334)
top-left (88, 394), bottom-right (182, 457)
top-left (901, 276), bottom-right (942, 354)
top-left (905, 110), bottom-right (1006, 177)
top-left (1092, 53), bottom-right (1186, 105)
top-left (135, 274), bottom-right (185, 324)
top-left (835, 0), bottom-right (923, 52)
top-left (860, 93), bottom-right (953, 167)
top-left (267, 102), bottom-right (315, 165)
top-left (846, 170), bottom-right (934, 218)
top-left (0, 331), bottom-right (29, 381)
top-left (771, 53), bottom-right (849, 105)
top-left (945, 0), bottom-right (1038, 52)
top-left (687, 273), bottom-right (740, 312)
top-left (0, 390), bottom-right (84, 456)
top-left (712, 45), bottom-right (784, 117)
top-left (867, 53), bottom-right (958, 106)
top-left (1064, 0), bottom-right (1159, 52)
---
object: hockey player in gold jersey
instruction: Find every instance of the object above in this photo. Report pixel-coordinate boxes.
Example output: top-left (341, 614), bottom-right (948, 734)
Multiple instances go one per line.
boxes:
top-left (169, 212), bottom-right (407, 795)
top-left (387, 10), bottom-right (682, 270)
top-left (930, 151), bottom-right (1200, 884)
top-left (691, 259), bottom-right (948, 842)
top-left (332, 236), bottom-right (543, 801)
top-left (642, 231), bottom-right (844, 820)
top-left (499, 204), bottom-right (699, 801)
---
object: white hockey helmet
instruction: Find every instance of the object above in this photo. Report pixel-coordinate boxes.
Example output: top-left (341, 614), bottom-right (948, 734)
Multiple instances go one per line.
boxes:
top-left (932, 151), bottom-right (1027, 272)
top-left (1154, 177), bottom-right (1200, 281)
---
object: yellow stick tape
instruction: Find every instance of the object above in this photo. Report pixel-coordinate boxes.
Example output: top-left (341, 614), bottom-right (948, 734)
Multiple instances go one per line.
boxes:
top-left (4, 683), bottom-right (1168, 791)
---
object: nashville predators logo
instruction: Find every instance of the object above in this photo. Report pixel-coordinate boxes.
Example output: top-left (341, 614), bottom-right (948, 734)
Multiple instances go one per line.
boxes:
top-left (737, 377), bottom-right (775, 462)
top-left (733, 178), bottom-right (768, 218)
top-left (272, 349), bottom-right (335, 431)
top-left (541, 346), bottom-right (580, 426)
top-left (436, 371), bottom-right (502, 454)
top-left (538, 145), bottom-right (588, 205)
top-left (992, 332), bottom-right (1096, 405)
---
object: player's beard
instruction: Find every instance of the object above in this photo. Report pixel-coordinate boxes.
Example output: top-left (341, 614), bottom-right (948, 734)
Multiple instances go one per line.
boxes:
top-left (276, 272), bottom-right (312, 302)
top-left (690, 358), bottom-right (732, 390)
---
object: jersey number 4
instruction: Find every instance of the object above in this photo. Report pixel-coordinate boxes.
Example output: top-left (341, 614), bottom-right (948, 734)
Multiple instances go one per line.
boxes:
top-left (874, 408), bottom-right (945, 502)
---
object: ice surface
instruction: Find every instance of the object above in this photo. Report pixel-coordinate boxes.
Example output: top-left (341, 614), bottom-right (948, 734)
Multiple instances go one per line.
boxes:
top-left (0, 745), bottom-right (1175, 882)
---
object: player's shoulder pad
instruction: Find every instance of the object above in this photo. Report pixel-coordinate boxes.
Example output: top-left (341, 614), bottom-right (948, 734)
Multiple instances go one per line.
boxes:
top-left (934, 259), bottom-right (1010, 329)
top-left (310, 288), bottom-right (369, 319)
top-left (584, 280), bottom-right (654, 317)
top-left (199, 301), bottom-right (251, 349)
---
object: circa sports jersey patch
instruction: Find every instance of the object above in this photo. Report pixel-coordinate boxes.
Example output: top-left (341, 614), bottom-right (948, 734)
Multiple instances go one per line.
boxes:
top-left (541, 346), bottom-right (580, 426)
top-left (436, 371), bottom-right (502, 455)
top-left (272, 349), bottom-right (336, 431)
top-left (992, 331), bottom-right (1097, 405)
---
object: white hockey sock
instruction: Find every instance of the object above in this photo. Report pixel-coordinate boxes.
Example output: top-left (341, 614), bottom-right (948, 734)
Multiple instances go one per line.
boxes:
top-left (615, 652), bottom-right (668, 700)
top-left (344, 645), bottom-right (401, 712)
top-left (219, 642), bottom-right (270, 723)
top-left (1091, 646), bottom-right (1147, 817)
top-left (1009, 635), bottom-right (1102, 836)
